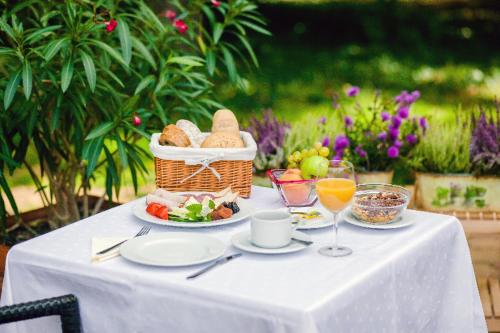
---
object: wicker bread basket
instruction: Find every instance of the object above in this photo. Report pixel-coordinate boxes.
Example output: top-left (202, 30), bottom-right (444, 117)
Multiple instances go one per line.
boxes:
top-left (150, 132), bottom-right (257, 197)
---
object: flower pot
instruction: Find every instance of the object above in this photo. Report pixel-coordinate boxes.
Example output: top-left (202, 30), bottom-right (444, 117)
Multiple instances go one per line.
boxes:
top-left (415, 172), bottom-right (500, 212)
top-left (356, 171), bottom-right (394, 185)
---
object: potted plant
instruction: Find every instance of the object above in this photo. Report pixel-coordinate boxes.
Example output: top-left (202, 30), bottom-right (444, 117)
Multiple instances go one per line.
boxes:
top-left (330, 87), bottom-right (426, 184)
top-left (412, 103), bottom-right (500, 212)
top-left (0, 0), bottom-right (268, 243)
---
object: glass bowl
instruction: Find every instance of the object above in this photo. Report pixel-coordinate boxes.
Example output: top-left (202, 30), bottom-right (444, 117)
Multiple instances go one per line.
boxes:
top-left (267, 169), bottom-right (317, 207)
top-left (351, 183), bottom-right (410, 224)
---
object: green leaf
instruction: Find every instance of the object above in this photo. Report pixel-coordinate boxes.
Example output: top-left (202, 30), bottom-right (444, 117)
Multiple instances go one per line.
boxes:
top-left (134, 75), bottom-right (155, 95)
top-left (167, 56), bottom-right (204, 67)
top-left (235, 33), bottom-right (258, 67)
top-left (4, 69), bottom-right (22, 110)
top-left (79, 50), bottom-right (96, 92)
top-left (206, 50), bottom-right (216, 76)
top-left (239, 20), bottom-right (272, 36)
top-left (61, 55), bottom-right (74, 92)
top-left (44, 37), bottom-right (70, 61)
top-left (209, 200), bottom-right (215, 210)
top-left (89, 40), bottom-right (128, 68)
top-left (116, 17), bottom-right (132, 65)
top-left (213, 23), bottom-right (224, 44)
top-left (115, 136), bottom-right (128, 168)
top-left (85, 122), bottom-right (114, 140)
top-left (85, 137), bottom-right (104, 178)
top-left (0, 171), bottom-right (18, 216)
top-left (0, 18), bottom-right (16, 41)
top-left (139, 2), bottom-right (166, 33)
top-left (0, 47), bottom-right (15, 56)
top-left (186, 203), bottom-right (202, 215)
top-left (131, 37), bottom-right (156, 69)
top-left (222, 47), bottom-right (237, 82)
top-left (22, 60), bottom-right (32, 99)
top-left (25, 25), bottom-right (62, 44)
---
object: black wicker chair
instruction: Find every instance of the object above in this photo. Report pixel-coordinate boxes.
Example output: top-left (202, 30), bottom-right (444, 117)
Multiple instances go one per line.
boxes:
top-left (0, 294), bottom-right (81, 333)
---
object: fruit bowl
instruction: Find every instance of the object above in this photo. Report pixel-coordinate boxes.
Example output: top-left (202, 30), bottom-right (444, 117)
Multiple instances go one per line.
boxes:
top-left (267, 169), bottom-right (318, 207)
top-left (352, 183), bottom-right (410, 224)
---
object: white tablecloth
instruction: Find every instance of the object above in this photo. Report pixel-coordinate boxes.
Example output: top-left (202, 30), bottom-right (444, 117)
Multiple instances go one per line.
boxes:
top-left (1, 186), bottom-right (486, 333)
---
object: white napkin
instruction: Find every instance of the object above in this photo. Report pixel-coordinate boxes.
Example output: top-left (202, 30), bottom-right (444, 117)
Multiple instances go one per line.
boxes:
top-left (91, 237), bottom-right (129, 263)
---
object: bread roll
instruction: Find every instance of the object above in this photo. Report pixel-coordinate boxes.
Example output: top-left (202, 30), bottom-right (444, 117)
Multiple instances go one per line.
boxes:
top-left (176, 119), bottom-right (204, 148)
top-left (159, 124), bottom-right (191, 147)
top-left (201, 132), bottom-right (245, 148)
top-left (211, 109), bottom-right (240, 135)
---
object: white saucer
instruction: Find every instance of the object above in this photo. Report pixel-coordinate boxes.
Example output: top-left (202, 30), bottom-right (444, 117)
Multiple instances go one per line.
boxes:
top-left (292, 207), bottom-right (334, 230)
top-left (120, 233), bottom-right (225, 267)
top-left (343, 209), bottom-right (417, 229)
top-left (231, 230), bottom-right (311, 254)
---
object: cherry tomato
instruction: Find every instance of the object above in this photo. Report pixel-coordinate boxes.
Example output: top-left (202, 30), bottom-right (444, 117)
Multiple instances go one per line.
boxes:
top-left (156, 206), bottom-right (169, 220)
top-left (146, 203), bottom-right (162, 216)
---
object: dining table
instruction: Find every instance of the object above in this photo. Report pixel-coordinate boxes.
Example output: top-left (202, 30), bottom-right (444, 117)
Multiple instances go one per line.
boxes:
top-left (0, 185), bottom-right (487, 333)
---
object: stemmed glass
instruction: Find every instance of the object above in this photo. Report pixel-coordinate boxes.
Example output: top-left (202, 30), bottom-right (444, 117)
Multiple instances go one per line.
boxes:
top-left (315, 160), bottom-right (356, 257)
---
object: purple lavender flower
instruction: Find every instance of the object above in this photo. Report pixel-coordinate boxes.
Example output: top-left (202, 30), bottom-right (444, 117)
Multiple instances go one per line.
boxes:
top-left (334, 135), bottom-right (350, 151)
top-left (377, 131), bottom-right (387, 141)
top-left (381, 112), bottom-right (390, 122)
top-left (389, 126), bottom-right (400, 140)
top-left (394, 140), bottom-right (403, 148)
top-left (398, 106), bottom-right (409, 119)
top-left (411, 90), bottom-right (421, 101)
top-left (391, 115), bottom-right (402, 128)
top-left (387, 146), bottom-right (399, 158)
top-left (470, 110), bottom-right (500, 175)
top-left (394, 90), bottom-right (408, 104)
top-left (346, 86), bottom-right (360, 97)
top-left (344, 115), bottom-right (353, 128)
top-left (318, 116), bottom-right (327, 125)
top-left (245, 109), bottom-right (290, 155)
top-left (419, 117), bottom-right (428, 133)
top-left (355, 145), bottom-right (367, 158)
top-left (406, 134), bottom-right (418, 145)
top-left (322, 136), bottom-right (331, 147)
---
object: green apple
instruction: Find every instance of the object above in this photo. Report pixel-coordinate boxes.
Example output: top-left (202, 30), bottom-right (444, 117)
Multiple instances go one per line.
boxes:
top-left (300, 156), bottom-right (329, 179)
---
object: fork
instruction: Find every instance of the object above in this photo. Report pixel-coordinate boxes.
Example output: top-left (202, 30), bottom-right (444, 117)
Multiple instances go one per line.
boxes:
top-left (96, 226), bottom-right (151, 255)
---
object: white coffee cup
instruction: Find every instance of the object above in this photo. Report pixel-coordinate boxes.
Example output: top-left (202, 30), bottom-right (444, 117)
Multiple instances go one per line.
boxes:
top-left (251, 210), bottom-right (294, 248)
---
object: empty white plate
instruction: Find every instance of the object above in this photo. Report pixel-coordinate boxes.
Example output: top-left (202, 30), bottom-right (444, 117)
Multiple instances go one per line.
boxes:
top-left (120, 233), bottom-right (225, 267)
top-left (133, 196), bottom-right (252, 228)
top-left (343, 209), bottom-right (417, 229)
top-left (231, 230), bottom-right (311, 254)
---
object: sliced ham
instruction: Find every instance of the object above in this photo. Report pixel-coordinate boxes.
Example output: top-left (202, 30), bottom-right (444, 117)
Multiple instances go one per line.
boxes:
top-left (153, 189), bottom-right (187, 204)
top-left (146, 194), bottom-right (181, 210)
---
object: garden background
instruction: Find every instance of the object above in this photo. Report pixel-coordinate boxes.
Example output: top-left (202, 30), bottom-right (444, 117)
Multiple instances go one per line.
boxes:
top-left (3, 0), bottom-right (500, 211)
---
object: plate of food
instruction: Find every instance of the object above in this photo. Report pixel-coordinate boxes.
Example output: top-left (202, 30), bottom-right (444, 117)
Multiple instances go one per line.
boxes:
top-left (133, 187), bottom-right (252, 228)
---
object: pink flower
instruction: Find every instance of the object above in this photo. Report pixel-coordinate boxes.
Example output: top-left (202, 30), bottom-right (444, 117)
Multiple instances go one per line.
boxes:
top-left (104, 19), bottom-right (118, 33)
top-left (387, 146), bottom-right (399, 159)
top-left (346, 86), bottom-right (360, 97)
top-left (318, 116), bottom-right (327, 125)
top-left (165, 10), bottom-right (177, 21)
top-left (394, 140), bottom-right (403, 148)
top-left (334, 135), bottom-right (350, 151)
top-left (355, 145), bottom-right (367, 159)
top-left (211, 0), bottom-right (221, 7)
top-left (174, 19), bottom-right (188, 34)
top-left (391, 115), bottom-right (402, 128)
top-left (133, 115), bottom-right (142, 126)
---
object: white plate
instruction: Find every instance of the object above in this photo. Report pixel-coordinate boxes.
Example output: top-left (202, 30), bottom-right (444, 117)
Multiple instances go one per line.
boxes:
top-left (343, 208), bottom-right (417, 229)
top-left (120, 233), bottom-right (225, 267)
top-left (133, 195), bottom-right (251, 228)
top-left (291, 207), bottom-right (334, 230)
top-left (231, 230), bottom-right (311, 254)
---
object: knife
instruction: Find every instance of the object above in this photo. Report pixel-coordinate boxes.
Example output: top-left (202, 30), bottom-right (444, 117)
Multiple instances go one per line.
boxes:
top-left (186, 253), bottom-right (242, 279)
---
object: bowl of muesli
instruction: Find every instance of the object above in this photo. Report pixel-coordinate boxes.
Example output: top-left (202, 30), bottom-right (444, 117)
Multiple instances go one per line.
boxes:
top-left (351, 184), bottom-right (410, 224)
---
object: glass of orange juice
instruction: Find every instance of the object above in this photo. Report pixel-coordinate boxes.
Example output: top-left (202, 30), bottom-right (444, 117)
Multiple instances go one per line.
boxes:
top-left (316, 160), bottom-right (356, 257)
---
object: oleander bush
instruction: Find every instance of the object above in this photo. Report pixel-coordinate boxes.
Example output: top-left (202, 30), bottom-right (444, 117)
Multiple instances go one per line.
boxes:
top-left (0, 0), bottom-right (268, 231)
